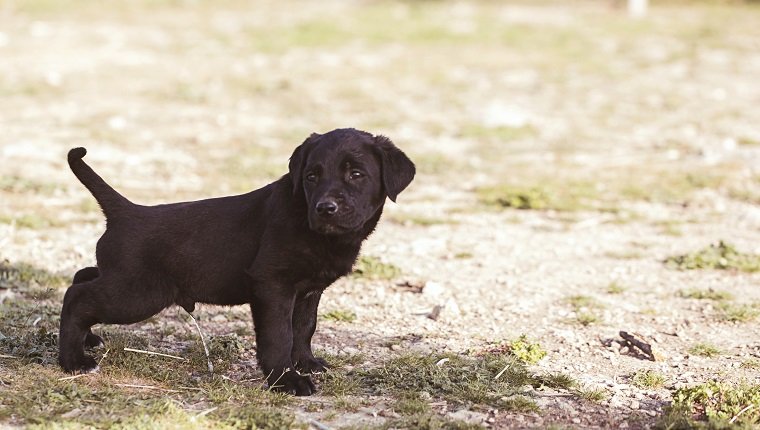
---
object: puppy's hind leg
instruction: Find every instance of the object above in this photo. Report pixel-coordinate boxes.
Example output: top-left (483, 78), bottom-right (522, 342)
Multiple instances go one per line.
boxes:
top-left (59, 276), bottom-right (173, 373)
top-left (72, 266), bottom-right (105, 348)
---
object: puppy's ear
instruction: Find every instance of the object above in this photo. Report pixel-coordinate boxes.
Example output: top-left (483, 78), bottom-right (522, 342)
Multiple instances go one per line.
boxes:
top-left (289, 133), bottom-right (320, 195)
top-left (374, 135), bottom-right (416, 202)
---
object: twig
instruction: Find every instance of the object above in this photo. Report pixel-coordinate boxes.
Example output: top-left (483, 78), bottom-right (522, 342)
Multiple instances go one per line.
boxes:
top-left (98, 348), bottom-right (110, 367)
top-left (619, 331), bottom-right (657, 361)
top-left (178, 386), bottom-right (205, 392)
top-left (115, 383), bottom-right (180, 393)
top-left (58, 373), bottom-right (92, 381)
top-left (267, 369), bottom-right (288, 392)
top-left (729, 404), bottom-right (754, 424)
top-left (186, 311), bottom-right (214, 373)
top-left (0, 354), bottom-right (17, 359)
top-left (309, 419), bottom-right (333, 430)
top-left (494, 362), bottom-right (512, 380)
top-left (123, 347), bottom-right (186, 360)
top-left (195, 406), bottom-right (218, 418)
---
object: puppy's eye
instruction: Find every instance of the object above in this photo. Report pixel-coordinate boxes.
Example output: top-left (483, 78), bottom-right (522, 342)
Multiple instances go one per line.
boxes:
top-left (305, 173), bottom-right (318, 182)
top-left (349, 170), bottom-right (363, 180)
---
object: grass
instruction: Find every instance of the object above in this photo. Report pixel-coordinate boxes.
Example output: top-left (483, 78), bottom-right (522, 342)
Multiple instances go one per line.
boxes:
top-left (476, 335), bottom-right (547, 365)
top-left (357, 352), bottom-right (535, 408)
top-left (689, 343), bottom-right (722, 358)
top-left (564, 295), bottom-right (603, 326)
top-left (678, 288), bottom-right (734, 301)
top-left (665, 241), bottom-right (760, 273)
top-left (388, 214), bottom-right (454, 227)
top-left (536, 372), bottom-right (578, 390)
top-left (606, 281), bottom-right (626, 295)
top-left (320, 309), bottom-right (357, 323)
top-left (0, 260), bottom-right (68, 294)
top-left (352, 256), bottom-right (402, 280)
top-left (477, 181), bottom-right (599, 212)
top-left (576, 386), bottom-right (607, 403)
top-left (715, 302), bottom-right (759, 323)
top-left (658, 381), bottom-right (760, 429)
top-left (631, 370), bottom-right (666, 389)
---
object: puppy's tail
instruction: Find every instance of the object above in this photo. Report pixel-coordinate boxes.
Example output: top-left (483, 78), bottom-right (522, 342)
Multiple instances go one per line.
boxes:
top-left (68, 148), bottom-right (133, 219)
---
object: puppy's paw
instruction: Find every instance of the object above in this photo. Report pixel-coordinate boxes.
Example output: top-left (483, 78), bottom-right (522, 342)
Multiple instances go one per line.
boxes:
top-left (84, 332), bottom-right (104, 349)
top-left (60, 354), bottom-right (99, 374)
top-left (295, 356), bottom-right (330, 374)
top-left (268, 370), bottom-right (316, 396)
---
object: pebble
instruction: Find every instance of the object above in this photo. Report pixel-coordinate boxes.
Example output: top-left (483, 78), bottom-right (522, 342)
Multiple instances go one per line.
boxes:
top-left (630, 400), bottom-right (640, 410)
top-left (341, 346), bottom-right (360, 355)
top-left (422, 281), bottom-right (445, 297)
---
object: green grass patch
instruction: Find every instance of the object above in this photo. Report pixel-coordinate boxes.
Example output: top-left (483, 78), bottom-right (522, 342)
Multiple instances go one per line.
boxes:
top-left (389, 214), bottom-right (454, 227)
top-left (665, 241), bottom-right (760, 273)
top-left (715, 302), bottom-right (759, 323)
top-left (606, 282), bottom-right (626, 295)
top-left (631, 370), bottom-right (666, 389)
top-left (357, 352), bottom-right (533, 408)
top-left (352, 256), bottom-right (402, 280)
top-left (678, 288), bottom-right (733, 301)
top-left (477, 181), bottom-right (599, 212)
top-left (565, 295), bottom-right (600, 309)
top-left (460, 124), bottom-right (537, 142)
top-left (535, 372), bottom-right (578, 390)
top-left (0, 260), bottom-right (68, 292)
top-left (382, 413), bottom-right (486, 430)
top-left (576, 386), bottom-right (607, 403)
top-left (0, 175), bottom-right (57, 194)
top-left (564, 295), bottom-right (603, 326)
top-left (320, 309), bottom-right (357, 323)
top-left (658, 381), bottom-right (760, 429)
top-left (689, 343), bottom-right (722, 358)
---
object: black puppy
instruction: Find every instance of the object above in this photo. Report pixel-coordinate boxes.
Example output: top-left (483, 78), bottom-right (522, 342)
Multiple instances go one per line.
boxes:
top-left (59, 128), bottom-right (415, 395)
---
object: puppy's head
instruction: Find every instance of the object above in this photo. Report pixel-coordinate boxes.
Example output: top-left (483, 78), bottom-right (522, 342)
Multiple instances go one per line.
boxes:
top-left (289, 128), bottom-right (415, 235)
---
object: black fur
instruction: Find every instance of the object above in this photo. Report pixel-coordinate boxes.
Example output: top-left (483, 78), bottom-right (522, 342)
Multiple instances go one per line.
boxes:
top-left (59, 128), bottom-right (415, 395)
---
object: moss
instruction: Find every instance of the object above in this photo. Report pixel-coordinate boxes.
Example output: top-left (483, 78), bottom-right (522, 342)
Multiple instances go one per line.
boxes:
top-left (508, 335), bottom-right (547, 365)
top-left (665, 241), bottom-right (760, 273)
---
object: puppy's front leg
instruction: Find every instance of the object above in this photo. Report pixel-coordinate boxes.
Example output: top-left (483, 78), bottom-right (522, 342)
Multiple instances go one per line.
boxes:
top-left (250, 292), bottom-right (316, 396)
top-left (291, 290), bottom-right (329, 374)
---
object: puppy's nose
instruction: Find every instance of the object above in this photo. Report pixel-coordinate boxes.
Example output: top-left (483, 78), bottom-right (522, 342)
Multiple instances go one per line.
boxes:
top-left (315, 199), bottom-right (339, 216)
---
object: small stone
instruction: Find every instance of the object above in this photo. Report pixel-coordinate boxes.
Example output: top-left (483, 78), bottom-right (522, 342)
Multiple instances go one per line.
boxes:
top-left (422, 281), bottom-right (445, 297)
top-left (390, 344), bottom-right (402, 351)
top-left (342, 346), bottom-right (360, 355)
top-left (630, 400), bottom-right (640, 410)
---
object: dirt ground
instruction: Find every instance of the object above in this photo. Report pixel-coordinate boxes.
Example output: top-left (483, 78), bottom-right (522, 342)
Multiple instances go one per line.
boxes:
top-left (1, 1), bottom-right (760, 429)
